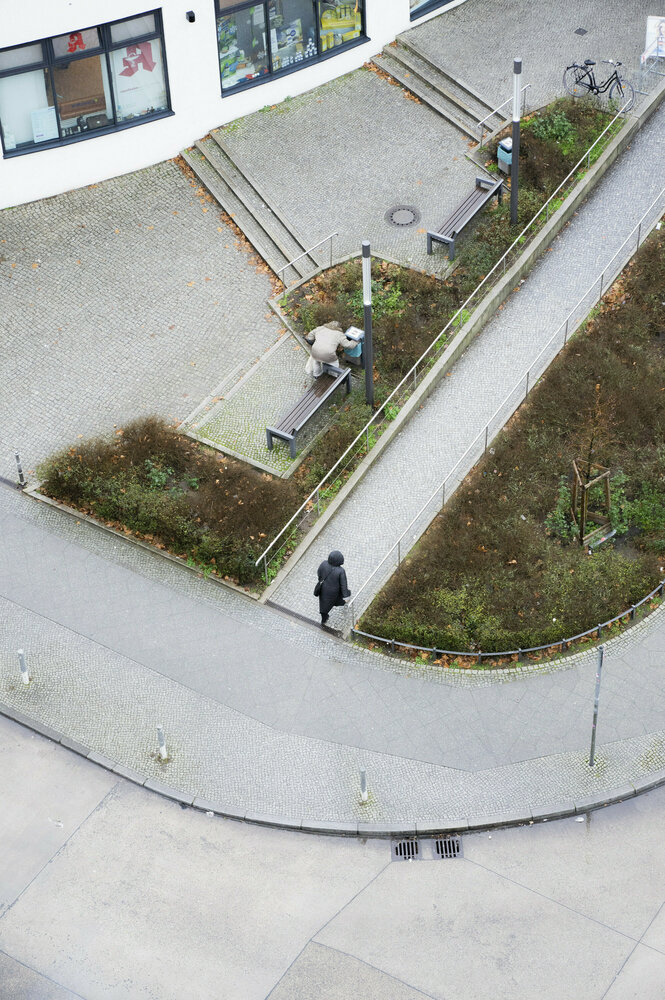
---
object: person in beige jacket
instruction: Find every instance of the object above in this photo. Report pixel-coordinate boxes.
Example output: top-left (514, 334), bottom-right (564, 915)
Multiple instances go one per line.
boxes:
top-left (305, 321), bottom-right (356, 376)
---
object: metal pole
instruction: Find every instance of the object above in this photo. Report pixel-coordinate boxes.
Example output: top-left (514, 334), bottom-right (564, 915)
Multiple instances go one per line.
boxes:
top-left (360, 767), bottom-right (368, 803)
top-left (397, 540), bottom-right (401, 566)
top-left (598, 272), bottom-right (604, 303)
top-left (18, 649), bottom-right (30, 685)
top-left (564, 318), bottom-right (569, 345)
top-left (263, 553), bottom-right (268, 585)
top-left (157, 724), bottom-right (168, 761)
top-left (588, 645), bottom-right (604, 766)
top-left (510, 57), bottom-right (522, 226)
top-left (636, 223), bottom-right (642, 248)
top-left (15, 451), bottom-right (26, 488)
top-left (525, 371), bottom-right (529, 396)
top-left (362, 241), bottom-right (374, 409)
top-left (484, 426), bottom-right (488, 453)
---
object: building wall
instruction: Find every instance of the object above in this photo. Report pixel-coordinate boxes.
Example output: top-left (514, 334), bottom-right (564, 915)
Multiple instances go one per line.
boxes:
top-left (0, 0), bottom-right (466, 208)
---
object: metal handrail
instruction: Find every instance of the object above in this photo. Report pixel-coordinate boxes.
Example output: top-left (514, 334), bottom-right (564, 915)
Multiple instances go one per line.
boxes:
top-left (347, 180), bottom-right (665, 619)
top-left (255, 103), bottom-right (629, 580)
top-left (277, 231), bottom-right (337, 287)
top-left (478, 83), bottom-right (530, 146)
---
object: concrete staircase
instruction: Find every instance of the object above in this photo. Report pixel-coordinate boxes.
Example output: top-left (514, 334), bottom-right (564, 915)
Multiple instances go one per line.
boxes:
top-left (373, 35), bottom-right (508, 142)
top-left (182, 131), bottom-right (319, 282)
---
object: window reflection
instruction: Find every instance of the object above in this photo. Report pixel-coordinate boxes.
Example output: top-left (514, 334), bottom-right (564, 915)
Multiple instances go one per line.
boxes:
top-left (218, 6), bottom-right (269, 91)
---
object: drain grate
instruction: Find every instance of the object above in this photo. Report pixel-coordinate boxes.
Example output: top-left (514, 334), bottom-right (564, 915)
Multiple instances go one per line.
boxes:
top-left (391, 836), bottom-right (463, 861)
top-left (392, 838), bottom-right (420, 861)
top-left (574, 27), bottom-right (588, 35)
top-left (433, 835), bottom-right (462, 859)
top-left (385, 205), bottom-right (421, 228)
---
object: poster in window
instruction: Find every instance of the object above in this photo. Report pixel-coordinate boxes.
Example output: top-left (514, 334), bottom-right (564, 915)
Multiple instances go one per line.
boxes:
top-left (110, 40), bottom-right (167, 120)
top-left (31, 106), bottom-right (58, 143)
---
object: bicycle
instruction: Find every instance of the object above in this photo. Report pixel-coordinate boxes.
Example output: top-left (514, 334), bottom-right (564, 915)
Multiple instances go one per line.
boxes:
top-left (563, 59), bottom-right (635, 111)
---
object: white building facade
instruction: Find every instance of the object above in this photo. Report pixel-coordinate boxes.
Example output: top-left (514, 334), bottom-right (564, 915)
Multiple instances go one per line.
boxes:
top-left (0, 0), bottom-right (467, 208)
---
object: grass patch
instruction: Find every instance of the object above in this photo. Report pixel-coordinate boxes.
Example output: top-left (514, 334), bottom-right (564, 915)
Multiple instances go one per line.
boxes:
top-left (359, 227), bottom-right (665, 655)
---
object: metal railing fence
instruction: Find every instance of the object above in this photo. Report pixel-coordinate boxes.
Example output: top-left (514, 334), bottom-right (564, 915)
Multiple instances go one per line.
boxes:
top-left (278, 232), bottom-right (337, 288)
top-left (351, 579), bottom-right (665, 664)
top-left (477, 83), bottom-right (530, 147)
top-left (255, 103), bottom-right (629, 585)
top-left (345, 183), bottom-right (665, 629)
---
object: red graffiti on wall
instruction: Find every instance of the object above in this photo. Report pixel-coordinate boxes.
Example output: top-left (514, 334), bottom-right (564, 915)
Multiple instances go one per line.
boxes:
top-left (67, 32), bottom-right (86, 53)
top-left (118, 42), bottom-right (156, 77)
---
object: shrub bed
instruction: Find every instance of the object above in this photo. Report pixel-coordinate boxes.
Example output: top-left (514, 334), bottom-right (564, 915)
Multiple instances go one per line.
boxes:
top-left (37, 417), bottom-right (301, 587)
top-left (359, 228), bottom-right (665, 655)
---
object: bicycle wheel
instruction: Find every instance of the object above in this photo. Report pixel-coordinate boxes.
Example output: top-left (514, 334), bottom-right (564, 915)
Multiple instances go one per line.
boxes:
top-left (563, 65), bottom-right (591, 97)
top-left (609, 77), bottom-right (635, 111)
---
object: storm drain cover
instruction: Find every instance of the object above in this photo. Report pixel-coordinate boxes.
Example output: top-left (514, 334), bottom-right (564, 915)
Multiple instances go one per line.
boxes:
top-left (574, 27), bottom-right (588, 35)
top-left (392, 838), bottom-right (420, 861)
top-left (433, 836), bottom-right (462, 859)
top-left (385, 205), bottom-right (421, 227)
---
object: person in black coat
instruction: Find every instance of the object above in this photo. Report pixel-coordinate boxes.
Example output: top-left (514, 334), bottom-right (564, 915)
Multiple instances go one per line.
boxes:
top-left (315, 550), bottom-right (351, 625)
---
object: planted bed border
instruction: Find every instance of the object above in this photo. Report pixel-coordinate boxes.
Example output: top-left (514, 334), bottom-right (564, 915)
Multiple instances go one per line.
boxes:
top-left (261, 82), bottom-right (665, 603)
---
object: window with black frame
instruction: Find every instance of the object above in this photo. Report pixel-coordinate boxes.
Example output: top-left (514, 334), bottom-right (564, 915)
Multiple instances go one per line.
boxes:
top-left (0, 10), bottom-right (171, 155)
top-left (216, 0), bottom-right (365, 94)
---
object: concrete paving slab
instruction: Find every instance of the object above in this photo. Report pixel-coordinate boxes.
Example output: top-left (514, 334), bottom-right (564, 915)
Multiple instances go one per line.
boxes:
top-left (268, 941), bottom-right (429, 1000)
top-left (0, 782), bottom-right (387, 1000)
top-left (0, 952), bottom-right (79, 1000)
top-left (315, 860), bottom-right (634, 1000)
top-left (463, 789), bottom-right (665, 941)
top-left (602, 944), bottom-right (665, 999)
top-left (641, 904), bottom-right (665, 955)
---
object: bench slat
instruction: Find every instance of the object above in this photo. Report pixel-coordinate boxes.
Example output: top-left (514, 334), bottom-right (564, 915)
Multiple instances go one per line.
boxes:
top-left (266, 366), bottom-right (350, 459)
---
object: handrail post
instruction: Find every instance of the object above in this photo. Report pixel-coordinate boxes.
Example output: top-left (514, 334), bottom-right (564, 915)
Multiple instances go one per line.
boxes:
top-left (525, 370), bottom-right (529, 397)
top-left (316, 486), bottom-right (320, 516)
top-left (484, 426), bottom-right (488, 453)
top-left (636, 222), bottom-right (642, 248)
top-left (397, 540), bottom-right (401, 566)
top-left (598, 272), bottom-right (603, 302)
top-left (330, 233), bottom-right (333, 268)
top-left (263, 553), bottom-right (268, 585)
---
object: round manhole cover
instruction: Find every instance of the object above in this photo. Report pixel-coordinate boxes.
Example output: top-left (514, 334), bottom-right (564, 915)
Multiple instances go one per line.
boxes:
top-left (385, 205), bottom-right (421, 228)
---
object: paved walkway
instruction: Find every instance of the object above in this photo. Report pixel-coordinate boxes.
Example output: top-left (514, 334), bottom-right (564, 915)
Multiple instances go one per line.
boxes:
top-left (2, 477), bottom-right (665, 828)
top-left (4, 718), bottom-right (665, 999)
top-left (1, 3), bottom-right (665, 833)
top-left (407, 0), bottom-right (657, 111)
top-left (271, 102), bottom-right (665, 625)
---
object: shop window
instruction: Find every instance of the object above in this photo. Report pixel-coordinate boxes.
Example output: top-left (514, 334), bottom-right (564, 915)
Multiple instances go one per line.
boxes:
top-left (217, 6), bottom-right (269, 91)
top-left (0, 69), bottom-right (54, 149)
top-left (216, 0), bottom-right (367, 95)
top-left (109, 38), bottom-right (168, 121)
top-left (52, 55), bottom-right (113, 134)
top-left (269, 0), bottom-right (317, 71)
top-left (318, 2), bottom-right (362, 53)
top-left (110, 14), bottom-right (157, 43)
top-left (0, 9), bottom-right (171, 156)
top-left (0, 43), bottom-right (44, 71)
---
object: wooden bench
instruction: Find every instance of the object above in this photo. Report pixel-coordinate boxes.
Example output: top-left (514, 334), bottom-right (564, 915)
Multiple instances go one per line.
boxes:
top-left (427, 176), bottom-right (503, 260)
top-left (266, 363), bottom-right (351, 459)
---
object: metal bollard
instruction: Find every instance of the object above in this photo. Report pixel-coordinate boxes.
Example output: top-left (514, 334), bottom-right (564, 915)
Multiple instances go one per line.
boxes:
top-left (15, 452), bottom-right (26, 488)
top-left (156, 725), bottom-right (168, 761)
top-left (18, 649), bottom-right (30, 685)
top-left (360, 768), bottom-right (368, 803)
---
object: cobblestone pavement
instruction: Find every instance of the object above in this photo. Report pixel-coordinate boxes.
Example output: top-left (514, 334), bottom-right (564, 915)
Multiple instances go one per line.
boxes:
top-left (408, 0), bottom-right (660, 111)
top-left (218, 67), bottom-right (478, 272)
top-left (2, 479), bottom-right (665, 825)
top-left (184, 331), bottom-right (352, 475)
top-left (0, 160), bottom-right (282, 482)
top-left (271, 102), bottom-right (665, 629)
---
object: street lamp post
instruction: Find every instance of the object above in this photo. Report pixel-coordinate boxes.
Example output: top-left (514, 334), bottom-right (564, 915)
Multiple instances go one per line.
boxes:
top-left (511, 57), bottom-right (522, 226)
top-left (362, 240), bottom-right (374, 408)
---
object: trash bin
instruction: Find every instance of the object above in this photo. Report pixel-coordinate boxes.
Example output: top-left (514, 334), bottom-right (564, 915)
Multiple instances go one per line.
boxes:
top-left (343, 325), bottom-right (364, 366)
top-left (497, 136), bottom-right (512, 174)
